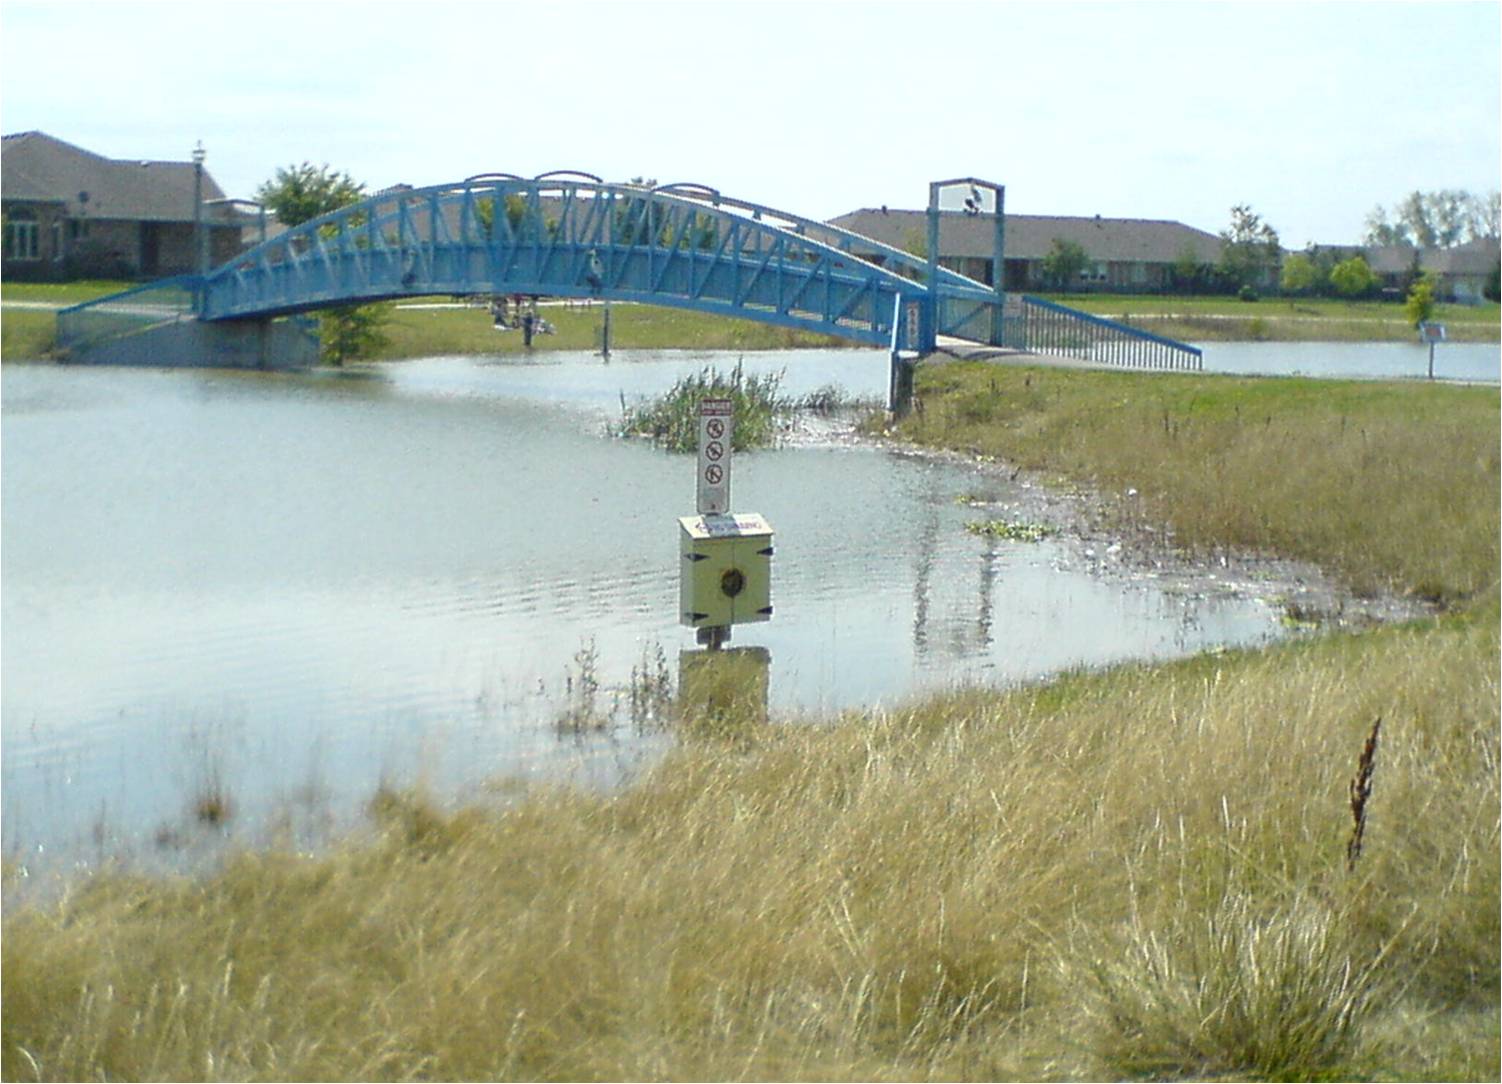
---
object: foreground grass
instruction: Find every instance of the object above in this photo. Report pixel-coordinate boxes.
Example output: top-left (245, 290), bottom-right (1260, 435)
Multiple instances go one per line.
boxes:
top-left (888, 362), bottom-right (1500, 608)
top-left (4, 610), bottom-right (1496, 1081)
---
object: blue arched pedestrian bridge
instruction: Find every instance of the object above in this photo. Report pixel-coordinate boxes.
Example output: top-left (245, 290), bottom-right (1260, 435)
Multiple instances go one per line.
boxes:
top-left (57, 174), bottom-right (1202, 403)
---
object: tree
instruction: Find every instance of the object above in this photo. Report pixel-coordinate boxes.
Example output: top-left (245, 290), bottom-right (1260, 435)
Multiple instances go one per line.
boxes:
top-left (255, 162), bottom-right (364, 228)
top-left (475, 193), bottom-right (534, 238)
top-left (1362, 189), bottom-right (1501, 247)
top-left (1279, 252), bottom-right (1319, 296)
top-left (1328, 256), bottom-right (1376, 299)
top-left (1404, 273), bottom-right (1437, 328)
top-left (1470, 191), bottom-right (1501, 241)
top-left (321, 302), bottom-right (392, 365)
top-left (1039, 238), bottom-right (1090, 291)
top-left (1170, 242), bottom-right (1218, 294)
top-left (900, 226), bottom-right (927, 260)
top-left (256, 163), bottom-right (385, 365)
top-left (1363, 205), bottom-right (1408, 247)
top-left (1219, 205), bottom-right (1281, 290)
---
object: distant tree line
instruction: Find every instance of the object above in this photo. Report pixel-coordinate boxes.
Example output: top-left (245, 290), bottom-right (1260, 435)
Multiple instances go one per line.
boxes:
top-left (1049, 192), bottom-right (1499, 302)
top-left (1363, 190), bottom-right (1500, 249)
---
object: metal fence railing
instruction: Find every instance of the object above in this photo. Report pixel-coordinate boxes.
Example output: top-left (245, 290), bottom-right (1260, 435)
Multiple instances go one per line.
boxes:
top-left (55, 276), bottom-right (201, 355)
top-left (1016, 294), bottom-right (1201, 371)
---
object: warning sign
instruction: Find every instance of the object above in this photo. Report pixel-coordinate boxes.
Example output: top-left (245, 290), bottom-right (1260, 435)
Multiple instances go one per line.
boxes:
top-left (696, 398), bottom-right (733, 514)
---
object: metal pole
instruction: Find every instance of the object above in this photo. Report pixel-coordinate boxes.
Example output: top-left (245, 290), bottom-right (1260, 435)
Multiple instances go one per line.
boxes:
top-left (191, 141), bottom-right (206, 278)
top-left (925, 181), bottom-right (940, 353)
top-left (993, 184), bottom-right (1006, 346)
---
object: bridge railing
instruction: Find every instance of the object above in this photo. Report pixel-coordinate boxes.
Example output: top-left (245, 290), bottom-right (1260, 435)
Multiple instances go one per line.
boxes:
top-left (56, 276), bottom-right (201, 355)
top-left (1015, 295), bottom-right (1202, 370)
top-left (198, 178), bottom-right (934, 347)
top-left (937, 293), bottom-right (1012, 347)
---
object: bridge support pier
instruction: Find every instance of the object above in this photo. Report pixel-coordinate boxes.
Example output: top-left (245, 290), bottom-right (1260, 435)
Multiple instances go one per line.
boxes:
top-left (61, 316), bottom-right (320, 370)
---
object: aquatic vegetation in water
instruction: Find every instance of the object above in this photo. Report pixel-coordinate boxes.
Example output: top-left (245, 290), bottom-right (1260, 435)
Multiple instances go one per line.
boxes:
top-left (965, 519), bottom-right (1055, 542)
top-left (616, 361), bottom-right (790, 452)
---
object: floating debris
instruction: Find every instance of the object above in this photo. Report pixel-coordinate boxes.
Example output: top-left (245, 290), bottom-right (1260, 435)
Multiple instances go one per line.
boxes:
top-left (965, 519), bottom-right (1055, 542)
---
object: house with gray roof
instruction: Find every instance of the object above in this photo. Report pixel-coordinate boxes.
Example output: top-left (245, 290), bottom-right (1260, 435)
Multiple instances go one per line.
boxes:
top-left (2, 131), bottom-right (251, 281)
top-left (1363, 239), bottom-right (1500, 303)
top-left (829, 207), bottom-right (1235, 294)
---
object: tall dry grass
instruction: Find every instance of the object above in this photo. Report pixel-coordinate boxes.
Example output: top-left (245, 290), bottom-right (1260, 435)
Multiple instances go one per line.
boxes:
top-left (5, 613), bottom-right (1496, 1081)
top-left (896, 363), bottom-right (1500, 606)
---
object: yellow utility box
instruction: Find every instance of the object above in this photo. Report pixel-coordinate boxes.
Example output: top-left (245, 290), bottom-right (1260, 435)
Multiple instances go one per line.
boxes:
top-left (679, 513), bottom-right (773, 629)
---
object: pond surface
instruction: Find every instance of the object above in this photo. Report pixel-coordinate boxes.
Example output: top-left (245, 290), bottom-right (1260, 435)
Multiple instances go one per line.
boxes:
top-left (1199, 340), bottom-right (1499, 383)
top-left (4, 347), bottom-right (1329, 885)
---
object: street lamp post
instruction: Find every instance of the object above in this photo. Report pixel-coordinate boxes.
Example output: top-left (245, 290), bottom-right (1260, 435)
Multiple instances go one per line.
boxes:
top-left (191, 141), bottom-right (206, 279)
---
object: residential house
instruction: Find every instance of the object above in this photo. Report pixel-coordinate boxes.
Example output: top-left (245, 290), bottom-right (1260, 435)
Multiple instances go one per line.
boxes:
top-left (828, 207), bottom-right (1231, 293)
top-left (2, 131), bottom-right (252, 281)
top-left (1364, 239), bottom-right (1500, 303)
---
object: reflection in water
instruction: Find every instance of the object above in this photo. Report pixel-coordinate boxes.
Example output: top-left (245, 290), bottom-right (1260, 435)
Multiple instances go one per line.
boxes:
top-left (976, 534), bottom-right (999, 653)
top-left (911, 485), bottom-right (940, 657)
top-left (678, 647), bottom-right (772, 730)
top-left (2, 354), bottom-right (1289, 882)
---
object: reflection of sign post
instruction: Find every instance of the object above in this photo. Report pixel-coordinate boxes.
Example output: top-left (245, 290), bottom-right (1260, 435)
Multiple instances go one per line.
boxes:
top-left (697, 398), bottom-right (733, 514)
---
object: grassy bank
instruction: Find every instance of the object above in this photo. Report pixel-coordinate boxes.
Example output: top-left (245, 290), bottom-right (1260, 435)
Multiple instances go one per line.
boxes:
top-left (887, 362), bottom-right (1499, 608)
top-left (4, 361), bottom-right (1498, 1080)
top-left (0, 308), bottom-right (57, 359)
top-left (1036, 293), bottom-right (1500, 343)
top-left (2, 281), bottom-right (137, 359)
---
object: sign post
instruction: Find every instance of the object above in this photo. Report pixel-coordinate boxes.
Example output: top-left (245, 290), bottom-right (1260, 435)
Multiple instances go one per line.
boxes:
top-left (680, 397), bottom-right (773, 652)
top-left (696, 398), bottom-right (733, 515)
top-left (1418, 322), bottom-right (1446, 380)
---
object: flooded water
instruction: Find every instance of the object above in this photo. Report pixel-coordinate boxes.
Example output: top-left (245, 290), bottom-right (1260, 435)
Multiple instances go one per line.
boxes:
top-left (1200, 340), bottom-right (1499, 383)
top-left (3, 348), bottom-right (1307, 884)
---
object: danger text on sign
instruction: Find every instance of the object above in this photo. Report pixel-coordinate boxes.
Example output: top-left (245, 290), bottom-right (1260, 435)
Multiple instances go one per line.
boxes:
top-left (696, 399), bottom-right (733, 515)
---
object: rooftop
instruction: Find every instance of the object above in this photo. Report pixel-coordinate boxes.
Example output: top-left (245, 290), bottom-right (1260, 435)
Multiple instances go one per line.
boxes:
top-left (2, 130), bottom-right (229, 222)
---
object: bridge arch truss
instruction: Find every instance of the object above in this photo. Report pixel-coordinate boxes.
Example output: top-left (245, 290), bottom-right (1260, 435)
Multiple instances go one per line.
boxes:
top-left (201, 176), bottom-right (998, 349)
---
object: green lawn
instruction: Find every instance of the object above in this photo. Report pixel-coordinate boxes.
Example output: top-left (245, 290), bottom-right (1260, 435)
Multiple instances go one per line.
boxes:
top-left (1, 279), bottom-right (138, 305)
top-left (376, 300), bottom-right (850, 358)
top-left (1034, 292), bottom-right (1500, 342)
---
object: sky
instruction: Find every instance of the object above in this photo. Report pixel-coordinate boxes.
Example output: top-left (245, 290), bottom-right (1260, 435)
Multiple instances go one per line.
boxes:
top-left (2, 0), bottom-right (1498, 248)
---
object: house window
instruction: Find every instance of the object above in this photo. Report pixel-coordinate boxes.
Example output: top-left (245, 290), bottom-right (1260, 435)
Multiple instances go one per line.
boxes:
top-left (6, 211), bottom-right (40, 260)
top-left (69, 218), bottom-right (89, 240)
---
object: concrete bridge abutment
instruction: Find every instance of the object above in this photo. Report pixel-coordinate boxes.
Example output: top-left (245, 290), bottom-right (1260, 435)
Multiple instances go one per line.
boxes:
top-left (61, 316), bottom-right (320, 370)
